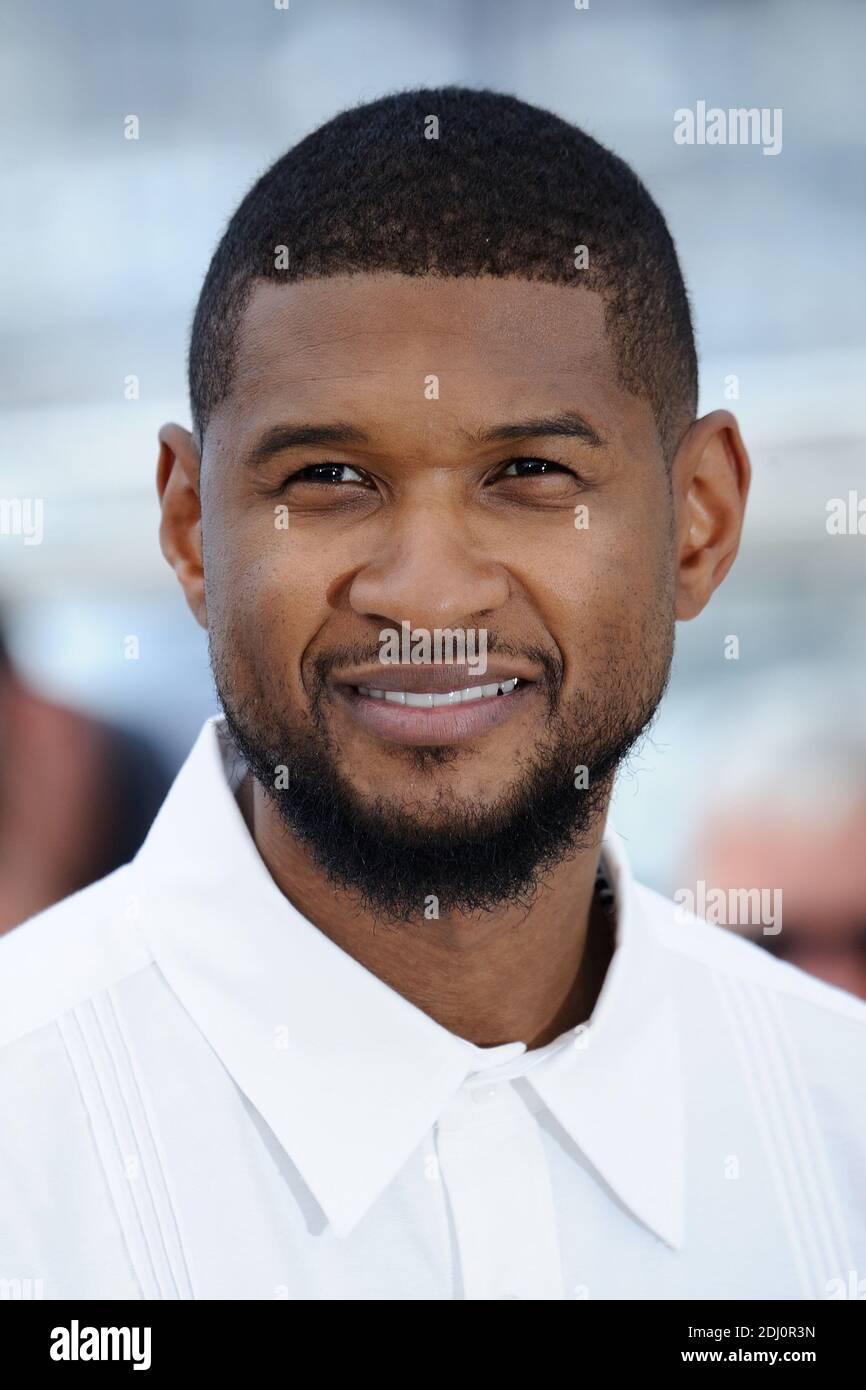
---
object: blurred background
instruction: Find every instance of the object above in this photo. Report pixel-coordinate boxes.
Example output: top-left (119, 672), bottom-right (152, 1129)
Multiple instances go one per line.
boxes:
top-left (1, 0), bottom-right (864, 992)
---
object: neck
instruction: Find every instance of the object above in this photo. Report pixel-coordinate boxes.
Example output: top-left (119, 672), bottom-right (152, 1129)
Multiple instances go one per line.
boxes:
top-left (238, 774), bottom-right (615, 1051)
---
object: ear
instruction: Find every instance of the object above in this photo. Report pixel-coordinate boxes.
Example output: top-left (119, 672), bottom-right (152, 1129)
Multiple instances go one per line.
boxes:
top-left (156, 423), bottom-right (207, 629)
top-left (672, 409), bottom-right (751, 621)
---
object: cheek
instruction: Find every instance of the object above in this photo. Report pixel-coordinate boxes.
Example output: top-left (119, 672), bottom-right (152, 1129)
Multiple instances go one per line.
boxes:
top-left (204, 513), bottom-right (326, 686)
top-left (515, 507), bottom-right (673, 677)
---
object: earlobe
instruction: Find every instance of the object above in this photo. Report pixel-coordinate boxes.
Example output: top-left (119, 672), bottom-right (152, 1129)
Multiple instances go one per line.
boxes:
top-left (156, 423), bottom-right (208, 629)
top-left (673, 410), bottom-right (751, 622)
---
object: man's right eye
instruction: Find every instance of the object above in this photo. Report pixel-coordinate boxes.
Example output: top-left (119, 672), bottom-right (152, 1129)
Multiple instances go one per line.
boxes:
top-left (289, 463), bottom-right (367, 485)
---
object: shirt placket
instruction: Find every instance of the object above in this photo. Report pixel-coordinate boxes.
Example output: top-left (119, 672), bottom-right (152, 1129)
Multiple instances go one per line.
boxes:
top-left (435, 1078), bottom-right (565, 1300)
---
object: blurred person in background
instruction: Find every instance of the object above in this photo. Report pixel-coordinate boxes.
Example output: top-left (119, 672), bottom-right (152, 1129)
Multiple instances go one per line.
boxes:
top-left (679, 685), bottom-right (866, 1000)
top-left (0, 618), bottom-right (170, 933)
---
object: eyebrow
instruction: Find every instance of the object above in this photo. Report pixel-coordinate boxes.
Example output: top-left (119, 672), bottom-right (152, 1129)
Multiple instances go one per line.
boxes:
top-left (464, 411), bottom-right (606, 449)
top-left (243, 422), bottom-right (370, 470)
top-left (242, 409), bottom-right (606, 471)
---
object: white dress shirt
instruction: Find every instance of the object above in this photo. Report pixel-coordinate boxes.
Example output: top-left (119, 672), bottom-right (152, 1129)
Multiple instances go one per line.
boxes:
top-left (1, 715), bottom-right (864, 1301)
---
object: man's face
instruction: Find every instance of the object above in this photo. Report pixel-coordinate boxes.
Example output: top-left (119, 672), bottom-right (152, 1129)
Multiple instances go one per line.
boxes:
top-left (200, 274), bottom-right (676, 915)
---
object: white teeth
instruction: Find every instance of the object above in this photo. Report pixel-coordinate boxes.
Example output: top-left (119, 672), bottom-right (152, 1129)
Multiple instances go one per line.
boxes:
top-left (357, 678), bottom-right (521, 704)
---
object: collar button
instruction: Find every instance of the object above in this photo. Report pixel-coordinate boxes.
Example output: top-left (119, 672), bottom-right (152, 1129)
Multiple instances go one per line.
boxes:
top-left (470, 1084), bottom-right (499, 1104)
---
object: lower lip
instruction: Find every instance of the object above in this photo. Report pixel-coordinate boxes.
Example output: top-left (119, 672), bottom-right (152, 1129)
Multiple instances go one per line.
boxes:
top-left (334, 682), bottom-right (537, 745)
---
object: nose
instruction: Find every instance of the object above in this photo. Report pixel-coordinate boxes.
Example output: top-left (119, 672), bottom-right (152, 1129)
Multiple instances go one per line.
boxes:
top-left (348, 499), bottom-right (510, 630)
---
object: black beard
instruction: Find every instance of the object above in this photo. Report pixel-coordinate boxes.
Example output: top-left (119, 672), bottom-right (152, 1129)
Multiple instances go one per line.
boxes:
top-left (212, 637), bottom-right (672, 924)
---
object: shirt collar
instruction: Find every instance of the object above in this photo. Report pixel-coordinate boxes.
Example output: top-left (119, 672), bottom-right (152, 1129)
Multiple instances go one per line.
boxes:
top-left (132, 715), bottom-right (684, 1249)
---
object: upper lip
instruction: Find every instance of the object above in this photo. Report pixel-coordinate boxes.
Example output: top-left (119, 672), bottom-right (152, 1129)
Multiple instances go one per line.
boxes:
top-left (331, 662), bottom-right (540, 694)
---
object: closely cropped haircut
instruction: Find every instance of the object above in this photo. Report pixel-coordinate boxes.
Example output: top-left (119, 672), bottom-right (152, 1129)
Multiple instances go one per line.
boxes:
top-left (189, 85), bottom-right (698, 459)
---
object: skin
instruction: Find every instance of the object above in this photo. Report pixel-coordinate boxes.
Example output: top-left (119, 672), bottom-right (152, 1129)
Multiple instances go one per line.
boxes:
top-left (157, 273), bottom-right (750, 1048)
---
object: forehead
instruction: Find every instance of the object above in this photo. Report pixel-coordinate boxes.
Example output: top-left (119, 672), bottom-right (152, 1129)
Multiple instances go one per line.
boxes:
top-left (217, 273), bottom-right (648, 448)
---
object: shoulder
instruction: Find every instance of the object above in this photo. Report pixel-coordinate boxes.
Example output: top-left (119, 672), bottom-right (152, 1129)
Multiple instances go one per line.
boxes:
top-left (0, 865), bottom-right (154, 1051)
top-left (638, 879), bottom-right (866, 1031)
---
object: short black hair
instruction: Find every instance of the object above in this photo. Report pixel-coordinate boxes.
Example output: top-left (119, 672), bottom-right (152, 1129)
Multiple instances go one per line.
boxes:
top-left (189, 85), bottom-right (698, 458)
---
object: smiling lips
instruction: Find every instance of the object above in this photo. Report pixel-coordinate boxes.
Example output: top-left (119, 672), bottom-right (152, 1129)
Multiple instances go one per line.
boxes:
top-left (333, 666), bottom-right (538, 746)
top-left (356, 677), bottom-right (520, 708)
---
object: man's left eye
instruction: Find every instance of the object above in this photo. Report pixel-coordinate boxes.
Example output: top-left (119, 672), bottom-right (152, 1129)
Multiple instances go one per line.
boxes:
top-left (497, 458), bottom-right (572, 479)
